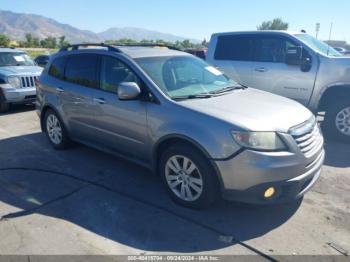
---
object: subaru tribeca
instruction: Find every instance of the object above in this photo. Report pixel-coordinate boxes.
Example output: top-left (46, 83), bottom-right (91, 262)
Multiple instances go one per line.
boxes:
top-left (36, 43), bottom-right (324, 208)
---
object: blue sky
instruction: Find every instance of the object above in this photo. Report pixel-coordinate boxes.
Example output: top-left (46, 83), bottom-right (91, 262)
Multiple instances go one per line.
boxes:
top-left (2, 0), bottom-right (349, 42)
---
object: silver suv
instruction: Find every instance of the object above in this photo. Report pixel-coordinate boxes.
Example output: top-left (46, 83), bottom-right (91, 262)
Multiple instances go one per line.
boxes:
top-left (0, 48), bottom-right (42, 112)
top-left (36, 43), bottom-right (324, 208)
top-left (207, 31), bottom-right (350, 142)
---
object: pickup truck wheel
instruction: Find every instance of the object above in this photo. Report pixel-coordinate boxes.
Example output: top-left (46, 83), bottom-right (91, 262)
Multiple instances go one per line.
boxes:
top-left (159, 144), bottom-right (220, 209)
top-left (324, 99), bottom-right (350, 142)
top-left (44, 110), bottom-right (71, 149)
top-left (0, 102), bottom-right (9, 113)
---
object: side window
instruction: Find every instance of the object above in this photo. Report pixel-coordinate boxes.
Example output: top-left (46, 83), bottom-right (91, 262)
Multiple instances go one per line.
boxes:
top-left (65, 54), bottom-right (99, 88)
top-left (256, 36), bottom-right (297, 63)
top-left (214, 35), bottom-right (254, 61)
top-left (100, 56), bottom-right (139, 93)
top-left (48, 56), bottom-right (66, 80)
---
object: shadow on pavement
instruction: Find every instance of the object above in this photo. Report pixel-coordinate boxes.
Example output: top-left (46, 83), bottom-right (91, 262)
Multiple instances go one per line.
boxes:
top-left (0, 103), bottom-right (35, 116)
top-left (323, 141), bottom-right (350, 168)
top-left (0, 132), bottom-right (302, 253)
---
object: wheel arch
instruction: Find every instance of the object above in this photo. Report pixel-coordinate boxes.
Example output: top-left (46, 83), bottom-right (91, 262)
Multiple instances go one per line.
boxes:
top-left (40, 104), bottom-right (65, 133)
top-left (318, 85), bottom-right (350, 111)
top-left (152, 134), bottom-right (224, 189)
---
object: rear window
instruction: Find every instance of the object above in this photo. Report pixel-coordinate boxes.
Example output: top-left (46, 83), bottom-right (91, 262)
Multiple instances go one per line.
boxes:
top-left (65, 54), bottom-right (99, 88)
top-left (48, 56), bottom-right (66, 80)
top-left (214, 35), bottom-right (254, 61)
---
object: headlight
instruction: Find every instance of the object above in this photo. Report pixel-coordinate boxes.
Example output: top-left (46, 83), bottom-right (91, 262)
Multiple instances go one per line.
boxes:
top-left (7, 76), bottom-right (21, 89)
top-left (232, 131), bottom-right (286, 151)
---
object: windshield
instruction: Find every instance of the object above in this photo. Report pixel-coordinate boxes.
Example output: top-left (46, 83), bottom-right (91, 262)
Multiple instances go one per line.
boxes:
top-left (294, 34), bottom-right (342, 57)
top-left (135, 55), bottom-right (239, 98)
top-left (0, 52), bottom-right (35, 66)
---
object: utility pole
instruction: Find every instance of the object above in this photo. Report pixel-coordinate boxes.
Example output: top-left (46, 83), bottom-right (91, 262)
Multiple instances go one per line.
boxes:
top-left (327, 22), bottom-right (333, 55)
top-left (315, 23), bottom-right (320, 39)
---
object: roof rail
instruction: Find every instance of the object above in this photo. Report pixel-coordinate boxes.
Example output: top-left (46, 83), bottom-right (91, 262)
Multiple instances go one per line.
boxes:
top-left (59, 43), bottom-right (122, 52)
top-left (115, 43), bottom-right (182, 51)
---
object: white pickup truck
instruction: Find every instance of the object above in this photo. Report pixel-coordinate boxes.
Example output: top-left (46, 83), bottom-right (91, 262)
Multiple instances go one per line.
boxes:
top-left (207, 31), bottom-right (350, 142)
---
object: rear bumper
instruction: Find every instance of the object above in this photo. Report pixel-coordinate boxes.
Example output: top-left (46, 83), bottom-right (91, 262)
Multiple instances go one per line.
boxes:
top-left (0, 84), bottom-right (36, 104)
top-left (214, 147), bottom-right (325, 204)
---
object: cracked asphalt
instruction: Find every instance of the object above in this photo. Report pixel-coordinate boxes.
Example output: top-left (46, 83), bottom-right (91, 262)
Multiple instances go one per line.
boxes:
top-left (0, 105), bottom-right (349, 256)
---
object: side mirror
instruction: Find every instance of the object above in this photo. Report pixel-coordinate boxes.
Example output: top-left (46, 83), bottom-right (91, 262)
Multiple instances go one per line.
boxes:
top-left (118, 82), bottom-right (141, 100)
top-left (286, 46), bottom-right (303, 65)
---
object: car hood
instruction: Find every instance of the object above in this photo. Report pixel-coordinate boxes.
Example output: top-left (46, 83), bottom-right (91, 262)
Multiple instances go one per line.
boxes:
top-left (0, 66), bottom-right (43, 76)
top-left (178, 88), bottom-right (313, 132)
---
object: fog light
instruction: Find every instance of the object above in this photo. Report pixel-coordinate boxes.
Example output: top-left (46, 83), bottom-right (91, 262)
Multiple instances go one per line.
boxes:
top-left (264, 187), bottom-right (275, 198)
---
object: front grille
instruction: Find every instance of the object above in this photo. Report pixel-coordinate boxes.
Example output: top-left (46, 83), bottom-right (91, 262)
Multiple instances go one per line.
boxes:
top-left (290, 118), bottom-right (323, 157)
top-left (20, 76), bottom-right (38, 88)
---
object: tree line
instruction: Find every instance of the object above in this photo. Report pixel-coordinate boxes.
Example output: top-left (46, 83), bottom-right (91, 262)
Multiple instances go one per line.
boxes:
top-left (0, 33), bottom-right (208, 50)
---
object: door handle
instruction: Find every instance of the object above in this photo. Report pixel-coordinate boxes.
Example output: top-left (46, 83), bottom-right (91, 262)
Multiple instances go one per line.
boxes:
top-left (56, 87), bottom-right (64, 93)
top-left (93, 98), bottom-right (105, 104)
top-left (255, 67), bottom-right (267, 72)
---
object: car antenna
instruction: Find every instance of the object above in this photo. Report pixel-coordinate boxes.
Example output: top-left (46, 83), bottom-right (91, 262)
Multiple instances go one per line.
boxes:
top-left (327, 22), bottom-right (333, 56)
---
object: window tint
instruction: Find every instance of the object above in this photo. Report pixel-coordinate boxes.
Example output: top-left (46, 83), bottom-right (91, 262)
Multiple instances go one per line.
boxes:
top-left (100, 56), bottom-right (139, 93)
top-left (214, 35), bottom-right (254, 61)
top-left (48, 56), bottom-right (66, 79)
top-left (255, 36), bottom-right (297, 63)
top-left (65, 54), bottom-right (99, 88)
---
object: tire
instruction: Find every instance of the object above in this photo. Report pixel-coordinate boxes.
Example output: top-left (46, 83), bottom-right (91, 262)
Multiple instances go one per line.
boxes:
top-left (159, 144), bottom-right (220, 209)
top-left (0, 102), bottom-right (9, 113)
top-left (323, 99), bottom-right (350, 143)
top-left (44, 109), bottom-right (71, 149)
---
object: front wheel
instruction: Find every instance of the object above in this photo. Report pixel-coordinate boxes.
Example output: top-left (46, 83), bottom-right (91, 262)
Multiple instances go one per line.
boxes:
top-left (44, 110), bottom-right (71, 149)
top-left (159, 144), bottom-right (220, 209)
top-left (323, 99), bottom-right (350, 142)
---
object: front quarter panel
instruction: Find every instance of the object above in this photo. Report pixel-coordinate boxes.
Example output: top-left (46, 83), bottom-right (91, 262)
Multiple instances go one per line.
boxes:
top-left (147, 101), bottom-right (241, 160)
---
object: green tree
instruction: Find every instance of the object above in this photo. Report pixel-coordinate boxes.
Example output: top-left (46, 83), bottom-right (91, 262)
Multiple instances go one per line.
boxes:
top-left (59, 36), bottom-right (69, 48)
top-left (257, 18), bottom-right (289, 30)
top-left (33, 37), bottom-right (40, 47)
top-left (25, 33), bottom-right (34, 47)
top-left (0, 34), bottom-right (10, 47)
top-left (40, 36), bottom-right (57, 48)
top-left (181, 40), bottom-right (192, 49)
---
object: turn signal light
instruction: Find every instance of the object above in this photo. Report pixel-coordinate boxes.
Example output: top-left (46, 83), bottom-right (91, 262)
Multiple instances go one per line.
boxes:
top-left (264, 187), bottom-right (275, 198)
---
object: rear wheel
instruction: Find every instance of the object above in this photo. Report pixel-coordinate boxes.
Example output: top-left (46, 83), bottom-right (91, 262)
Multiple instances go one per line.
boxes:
top-left (159, 144), bottom-right (220, 209)
top-left (44, 110), bottom-right (71, 149)
top-left (323, 99), bottom-right (350, 142)
top-left (0, 102), bottom-right (9, 113)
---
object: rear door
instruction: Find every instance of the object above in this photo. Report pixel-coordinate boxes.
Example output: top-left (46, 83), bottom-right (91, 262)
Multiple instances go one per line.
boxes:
top-left (90, 55), bottom-right (149, 161)
top-left (250, 34), bottom-right (317, 105)
top-left (60, 53), bottom-right (102, 142)
top-left (210, 34), bottom-right (256, 87)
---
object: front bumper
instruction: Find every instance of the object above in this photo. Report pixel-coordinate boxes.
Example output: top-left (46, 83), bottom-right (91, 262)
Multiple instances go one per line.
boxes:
top-left (214, 146), bottom-right (325, 204)
top-left (0, 84), bottom-right (36, 104)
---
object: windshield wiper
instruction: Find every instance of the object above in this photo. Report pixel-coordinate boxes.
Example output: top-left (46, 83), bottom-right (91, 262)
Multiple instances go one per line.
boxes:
top-left (209, 85), bottom-right (246, 94)
top-left (172, 93), bottom-right (214, 100)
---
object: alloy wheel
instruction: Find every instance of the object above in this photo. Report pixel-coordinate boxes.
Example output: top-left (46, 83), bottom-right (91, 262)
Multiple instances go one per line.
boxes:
top-left (335, 106), bottom-right (350, 136)
top-left (165, 155), bottom-right (203, 201)
top-left (46, 114), bottom-right (63, 144)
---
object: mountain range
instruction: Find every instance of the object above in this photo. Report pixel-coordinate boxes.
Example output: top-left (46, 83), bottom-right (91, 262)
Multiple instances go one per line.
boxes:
top-left (0, 10), bottom-right (199, 43)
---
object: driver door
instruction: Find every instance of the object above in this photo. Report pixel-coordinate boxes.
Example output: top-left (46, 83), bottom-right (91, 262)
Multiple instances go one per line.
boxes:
top-left (250, 35), bottom-right (318, 106)
top-left (91, 55), bottom-right (149, 162)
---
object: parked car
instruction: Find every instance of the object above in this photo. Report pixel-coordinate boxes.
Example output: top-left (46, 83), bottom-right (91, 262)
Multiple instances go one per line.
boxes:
top-left (34, 55), bottom-right (50, 67)
top-left (184, 48), bottom-right (207, 59)
top-left (333, 47), bottom-right (347, 54)
top-left (36, 43), bottom-right (324, 208)
top-left (0, 47), bottom-right (42, 112)
top-left (207, 31), bottom-right (350, 142)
